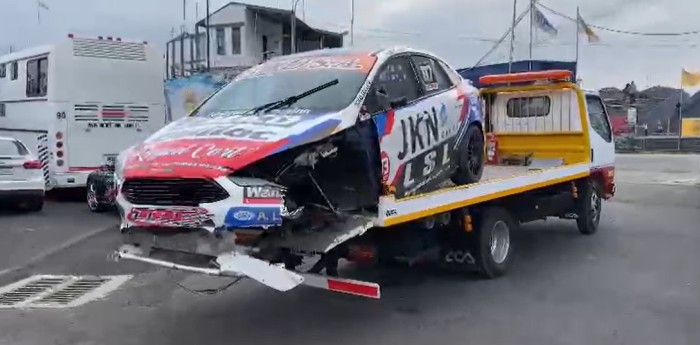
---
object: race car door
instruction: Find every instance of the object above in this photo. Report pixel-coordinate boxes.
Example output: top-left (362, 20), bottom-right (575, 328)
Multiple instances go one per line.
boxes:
top-left (365, 55), bottom-right (458, 198)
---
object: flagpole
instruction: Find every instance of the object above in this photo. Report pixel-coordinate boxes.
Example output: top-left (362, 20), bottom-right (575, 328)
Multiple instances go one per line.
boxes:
top-left (678, 80), bottom-right (683, 150)
top-left (508, 0), bottom-right (518, 73)
top-left (528, 0), bottom-right (533, 70)
top-left (575, 7), bottom-right (580, 68)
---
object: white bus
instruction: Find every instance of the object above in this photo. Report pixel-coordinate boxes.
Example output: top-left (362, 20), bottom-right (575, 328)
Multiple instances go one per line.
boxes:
top-left (0, 34), bottom-right (166, 189)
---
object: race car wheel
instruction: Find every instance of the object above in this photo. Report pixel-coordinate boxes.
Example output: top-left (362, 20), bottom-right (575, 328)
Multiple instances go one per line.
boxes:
top-left (451, 124), bottom-right (484, 185)
top-left (87, 178), bottom-right (109, 213)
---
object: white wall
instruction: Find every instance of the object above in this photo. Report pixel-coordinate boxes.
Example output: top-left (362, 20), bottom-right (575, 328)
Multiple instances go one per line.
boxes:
top-left (246, 11), bottom-right (284, 63)
top-left (491, 89), bottom-right (582, 133)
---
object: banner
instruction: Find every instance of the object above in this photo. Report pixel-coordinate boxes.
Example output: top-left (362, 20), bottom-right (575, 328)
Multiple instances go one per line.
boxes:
top-left (164, 73), bottom-right (228, 123)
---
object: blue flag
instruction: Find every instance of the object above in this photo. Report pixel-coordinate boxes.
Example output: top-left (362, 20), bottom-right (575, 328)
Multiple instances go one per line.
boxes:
top-left (533, 6), bottom-right (558, 35)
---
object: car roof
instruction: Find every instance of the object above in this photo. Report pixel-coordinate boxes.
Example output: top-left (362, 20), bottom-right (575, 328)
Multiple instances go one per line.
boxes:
top-left (268, 46), bottom-right (442, 61)
top-left (268, 47), bottom-right (374, 61)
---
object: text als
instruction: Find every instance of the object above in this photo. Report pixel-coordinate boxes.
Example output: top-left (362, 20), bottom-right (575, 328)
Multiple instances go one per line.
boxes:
top-left (403, 141), bottom-right (451, 190)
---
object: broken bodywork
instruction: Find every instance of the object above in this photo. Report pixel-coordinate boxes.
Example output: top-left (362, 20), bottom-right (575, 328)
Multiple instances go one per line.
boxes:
top-left (113, 47), bottom-right (484, 296)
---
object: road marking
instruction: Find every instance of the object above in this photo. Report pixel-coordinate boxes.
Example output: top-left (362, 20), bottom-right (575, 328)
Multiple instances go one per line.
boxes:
top-left (0, 275), bottom-right (131, 309)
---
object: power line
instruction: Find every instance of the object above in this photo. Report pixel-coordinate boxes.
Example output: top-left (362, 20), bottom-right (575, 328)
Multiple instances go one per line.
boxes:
top-left (308, 20), bottom-right (501, 42)
top-left (537, 2), bottom-right (700, 36)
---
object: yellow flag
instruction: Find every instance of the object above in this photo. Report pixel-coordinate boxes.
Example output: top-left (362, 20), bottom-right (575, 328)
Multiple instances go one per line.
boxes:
top-left (681, 68), bottom-right (700, 87)
top-left (577, 14), bottom-right (600, 43)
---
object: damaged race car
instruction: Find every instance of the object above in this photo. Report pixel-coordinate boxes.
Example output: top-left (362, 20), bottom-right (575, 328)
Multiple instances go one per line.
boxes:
top-left (114, 47), bottom-right (485, 294)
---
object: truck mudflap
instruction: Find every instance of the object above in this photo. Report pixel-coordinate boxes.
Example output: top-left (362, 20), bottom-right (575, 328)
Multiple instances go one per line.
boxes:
top-left (115, 244), bottom-right (381, 299)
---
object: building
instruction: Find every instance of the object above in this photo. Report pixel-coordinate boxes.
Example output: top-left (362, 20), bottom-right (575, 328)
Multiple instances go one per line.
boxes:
top-left (165, 1), bottom-right (345, 79)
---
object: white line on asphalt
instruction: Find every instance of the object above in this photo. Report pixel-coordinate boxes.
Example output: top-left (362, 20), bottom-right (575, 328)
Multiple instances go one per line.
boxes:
top-left (0, 226), bottom-right (113, 277)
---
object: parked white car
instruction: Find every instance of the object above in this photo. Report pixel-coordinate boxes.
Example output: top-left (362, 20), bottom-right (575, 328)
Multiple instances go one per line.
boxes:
top-left (0, 136), bottom-right (45, 211)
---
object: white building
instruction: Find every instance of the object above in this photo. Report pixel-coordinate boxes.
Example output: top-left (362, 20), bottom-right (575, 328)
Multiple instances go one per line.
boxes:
top-left (166, 1), bottom-right (345, 79)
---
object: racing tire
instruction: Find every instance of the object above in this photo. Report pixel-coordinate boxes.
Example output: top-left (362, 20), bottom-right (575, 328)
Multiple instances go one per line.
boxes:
top-left (86, 178), bottom-right (109, 213)
top-left (451, 124), bottom-right (484, 185)
top-left (576, 179), bottom-right (602, 235)
top-left (473, 207), bottom-right (516, 279)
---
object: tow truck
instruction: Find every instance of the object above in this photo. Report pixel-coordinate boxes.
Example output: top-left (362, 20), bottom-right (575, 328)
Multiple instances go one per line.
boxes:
top-left (115, 69), bottom-right (616, 299)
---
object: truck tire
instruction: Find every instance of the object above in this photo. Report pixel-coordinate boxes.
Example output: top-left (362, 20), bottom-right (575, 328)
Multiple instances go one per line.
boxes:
top-left (451, 124), bottom-right (484, 185)
top-left (576, 179), bottom-right (602, 235)
top-left (473, 207), bottom-right (516, 279)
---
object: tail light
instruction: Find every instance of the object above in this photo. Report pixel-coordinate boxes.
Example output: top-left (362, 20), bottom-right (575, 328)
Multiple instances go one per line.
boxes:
top-left (55, 132), bottom-right (63, 140)
top-left (23, 160), bottom-right (43, 169)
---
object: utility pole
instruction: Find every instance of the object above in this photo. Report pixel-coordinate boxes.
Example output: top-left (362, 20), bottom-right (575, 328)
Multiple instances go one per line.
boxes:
top-left (206, 0), bottom-right (210, 71)
top-left (291, 0), bottom-right (302, 53)
top-left (350, 0), bottom-right (355, 46)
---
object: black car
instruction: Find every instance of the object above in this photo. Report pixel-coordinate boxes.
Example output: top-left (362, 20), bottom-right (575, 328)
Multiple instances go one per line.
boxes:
top-left (86, 163), bottom-right (116, 212)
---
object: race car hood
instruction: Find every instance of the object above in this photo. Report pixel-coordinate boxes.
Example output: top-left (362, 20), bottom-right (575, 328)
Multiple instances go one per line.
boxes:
top-left (122, 110), bottom-right (347, 179)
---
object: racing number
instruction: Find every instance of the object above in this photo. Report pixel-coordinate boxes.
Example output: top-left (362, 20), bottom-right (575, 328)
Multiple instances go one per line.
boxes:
top-left (56, 111), bottom-right (66, 119)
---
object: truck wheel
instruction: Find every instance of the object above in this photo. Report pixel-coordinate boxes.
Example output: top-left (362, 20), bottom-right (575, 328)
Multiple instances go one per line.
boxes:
top-left (473, 207), bottom-right (516, 279)
top-left (576, 179), bottom-right (602, 235)
top-left (87, 179), bottom-right (108, 213)
top-left (451, 125), bottom-right (484, 185)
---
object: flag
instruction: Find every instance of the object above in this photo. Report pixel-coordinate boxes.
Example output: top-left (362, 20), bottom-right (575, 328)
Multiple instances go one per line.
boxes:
top-left (577, 13), bottom-right (600, 43)
top-left (681, 68), bottom-right (700, 87)
top-left (38, 1), bottom-right (49, 10)
top-left (533, 6), bottom-right (558, 36)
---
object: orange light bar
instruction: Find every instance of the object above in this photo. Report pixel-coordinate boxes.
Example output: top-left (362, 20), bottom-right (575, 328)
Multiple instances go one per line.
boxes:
top-left (479, 69), bottom-right (573, 86)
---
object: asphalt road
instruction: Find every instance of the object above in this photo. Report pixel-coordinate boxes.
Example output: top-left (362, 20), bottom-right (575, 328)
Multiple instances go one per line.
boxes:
top-left (0, 154), bottom-right (698, 345)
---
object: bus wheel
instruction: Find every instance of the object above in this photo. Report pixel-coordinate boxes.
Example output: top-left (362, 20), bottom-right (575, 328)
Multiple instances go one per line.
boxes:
top-left (576, 179), bottom-right (602, 235)
top-left (87, 179), bottom-right (108, 213)
top-left (473, 207), bottom-right (516, 279)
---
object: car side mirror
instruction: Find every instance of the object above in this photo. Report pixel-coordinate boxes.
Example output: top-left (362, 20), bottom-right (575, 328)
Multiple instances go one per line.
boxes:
top-left (375, 85), bottom-right (389, 99)
top-left (390, 96), bottom-right (408, 109)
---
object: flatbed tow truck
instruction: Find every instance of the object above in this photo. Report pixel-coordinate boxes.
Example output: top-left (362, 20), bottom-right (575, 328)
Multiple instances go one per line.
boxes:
top-left (115, 70), bottom-right (616, 299)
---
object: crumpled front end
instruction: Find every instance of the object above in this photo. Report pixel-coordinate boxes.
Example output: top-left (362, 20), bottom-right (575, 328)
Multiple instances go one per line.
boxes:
top-left (116, 175), bottom-right (289, 233)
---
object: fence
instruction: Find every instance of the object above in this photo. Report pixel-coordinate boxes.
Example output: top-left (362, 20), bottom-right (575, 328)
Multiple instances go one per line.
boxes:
top-left (616, 136), bottom-right (700, 153)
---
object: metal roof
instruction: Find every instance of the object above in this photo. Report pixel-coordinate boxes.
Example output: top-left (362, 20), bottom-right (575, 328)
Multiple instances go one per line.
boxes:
top-left (195, 1), bottom-right (343, 37)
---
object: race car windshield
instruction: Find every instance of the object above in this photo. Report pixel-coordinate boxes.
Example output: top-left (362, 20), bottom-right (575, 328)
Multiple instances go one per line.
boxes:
top-left (192, 55), bottom-right (376, 116)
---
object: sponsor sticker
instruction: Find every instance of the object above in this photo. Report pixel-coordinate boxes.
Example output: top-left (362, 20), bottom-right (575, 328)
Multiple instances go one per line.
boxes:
top-left (243, 185), bottom-right (284, 204)
top-left (224, 207), bottom-right (283, 228)
top-left (125, 207), bottom-right (212, 228)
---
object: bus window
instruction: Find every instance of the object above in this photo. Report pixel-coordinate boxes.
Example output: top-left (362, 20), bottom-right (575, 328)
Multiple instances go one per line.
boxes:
top-left (26, 57), bottom-right (48, 97)
top-left (39, 58), bottom-right (48, 95)
top-left (0, 63), bottom-right (5, 78)
top-left (10, 62), bottom-right (17, 80)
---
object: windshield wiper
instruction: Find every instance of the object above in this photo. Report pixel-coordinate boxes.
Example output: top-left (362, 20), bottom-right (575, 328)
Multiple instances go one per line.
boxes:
top-left (249, 79), bottom-right (339, 114)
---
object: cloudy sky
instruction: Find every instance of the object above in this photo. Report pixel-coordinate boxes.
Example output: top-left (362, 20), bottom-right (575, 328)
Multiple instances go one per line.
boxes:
top-left (1, 0), bottom-right (698, 91)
